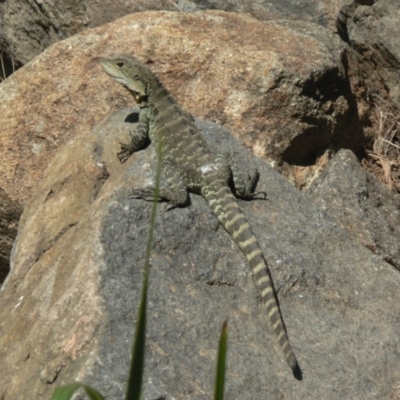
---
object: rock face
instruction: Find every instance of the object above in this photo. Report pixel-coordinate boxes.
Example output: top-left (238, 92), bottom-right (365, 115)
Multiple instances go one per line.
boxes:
top-left (334, 0), bottom-right (400, 200)
top-left (340, 0), bottom-right (400, 110)
top-left (0, 10), bottom-right (350, 205)
top-left (0, 188), bottom-right (21, 284)
top-left (0, 0), bottom-right (177, 65)
top-left (336, 0), bottom-right (400, 147)
top-left (1, 109), bottom-right (400, 399)
top-left (0, 0), bottom-right (345, 67)
top-left (1, 4), bottom-right (400, 400)
top-left (308, 149), bottom-right (400, 272)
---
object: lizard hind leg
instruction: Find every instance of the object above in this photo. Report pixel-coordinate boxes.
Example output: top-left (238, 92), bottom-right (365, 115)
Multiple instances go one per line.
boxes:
top-left (215, 152), bottom-right (266, 200)
top-left (130, 160), bottom-right (188, 208)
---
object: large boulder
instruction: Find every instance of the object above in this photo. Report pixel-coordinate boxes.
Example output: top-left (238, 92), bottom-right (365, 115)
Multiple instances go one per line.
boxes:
top-left (0, 109), bottom-right (399, 399)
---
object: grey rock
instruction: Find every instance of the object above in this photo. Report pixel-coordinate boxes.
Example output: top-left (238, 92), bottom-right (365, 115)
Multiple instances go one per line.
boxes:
top-left (0, 0), bottom-right (345, 68)
top-left (0, 0), bottom-right (178, 66)
top-left (308, 148), bottom-right (400, 271)
top-left (341, 0), bottom-right (400, 110)
top-left (1, 109), bottom-right (399, 399)
top-left (0, 0), bottom-right (88, 65)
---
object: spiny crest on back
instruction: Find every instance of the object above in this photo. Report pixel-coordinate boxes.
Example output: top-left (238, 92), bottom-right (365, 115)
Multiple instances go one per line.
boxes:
top-left (100, 54), bottom-right (158, 103)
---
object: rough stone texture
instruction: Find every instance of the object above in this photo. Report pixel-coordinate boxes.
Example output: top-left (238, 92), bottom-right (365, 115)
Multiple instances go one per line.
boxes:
top-left (0, 0), bottom-right (178, 65)
top-left (308, 149), bottom-right (400, 272)
top-left (0, 188), bottom-right (22, 284)
top-left (0, 10), bottom-right (351, 206)
top-left (0, 0), bottom-right (347, 68)
top-left (184, 0), bottom-right (346, 31)
top-left (340, 0), bottom-right (400, 133)
top-left (0, 0), bottom-right (89, 65)
top-left (1, 109), bottom-right (399, 399)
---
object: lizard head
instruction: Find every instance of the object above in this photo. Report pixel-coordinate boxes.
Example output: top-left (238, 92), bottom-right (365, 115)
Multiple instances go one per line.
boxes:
top-left (100, 54), bottom-right (152, 104)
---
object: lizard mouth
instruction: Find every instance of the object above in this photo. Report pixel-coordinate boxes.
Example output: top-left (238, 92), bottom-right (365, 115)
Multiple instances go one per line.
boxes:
top-left (128, 88), bottom-right (145, 104)
top-left (120, 82), bottom-right (143, 103)
top-left (128, 87), bottom-right (140, 96)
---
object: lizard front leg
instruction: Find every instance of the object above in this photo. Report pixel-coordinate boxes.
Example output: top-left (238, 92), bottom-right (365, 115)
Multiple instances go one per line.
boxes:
top-left (118, 109), bottom-right (150, 163)
top-left (215, 152), bottom-right (266, 200)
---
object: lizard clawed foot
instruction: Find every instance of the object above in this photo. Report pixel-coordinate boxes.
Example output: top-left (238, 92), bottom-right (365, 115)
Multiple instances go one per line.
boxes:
top-left (243, 170), bottom-right (266, 200)
top-left (238, 191), bottom-right (267, 201)
top-left (163, 202), bottom-right (179, 211)
top-left (129, 187), bottom-right (163, 202)
top-left (117, 143), bottom-right (133, 163)
top-left (252, 191), bottom-right (267, 200)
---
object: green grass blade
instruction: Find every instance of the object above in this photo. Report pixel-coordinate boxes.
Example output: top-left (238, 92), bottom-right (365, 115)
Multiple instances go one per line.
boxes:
top-left (84, 385), bottom-right (106, 400)
top-left (52, 382), bottom-right (105, 400)
top-left (214, 320), bottom-right (228, 400)
top-left (125, 140), bottom-right (163, 400)
top-left (125, 262), bottom-right (148, 400)
top-left (52, 383), bottom-right (81, 400)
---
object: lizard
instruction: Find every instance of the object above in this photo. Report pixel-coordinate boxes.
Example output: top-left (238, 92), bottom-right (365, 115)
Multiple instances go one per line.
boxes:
top-left (100, 54), bottom-right (301, 379)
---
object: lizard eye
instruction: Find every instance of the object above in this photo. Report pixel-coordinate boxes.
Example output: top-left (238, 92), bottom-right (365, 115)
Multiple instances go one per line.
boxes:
top-left (116, 62), bottom-right (125, 69)
top-left (133, 74), bottom-right (140, 80)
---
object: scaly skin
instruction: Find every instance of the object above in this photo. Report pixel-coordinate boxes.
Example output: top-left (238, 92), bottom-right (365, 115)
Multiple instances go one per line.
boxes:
top-left (100, 54), bottom-right (301, 379)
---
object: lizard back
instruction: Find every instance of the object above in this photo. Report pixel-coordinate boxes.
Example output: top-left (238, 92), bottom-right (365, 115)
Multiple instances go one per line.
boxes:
top-left (148, 81), bottom-right (214, 193)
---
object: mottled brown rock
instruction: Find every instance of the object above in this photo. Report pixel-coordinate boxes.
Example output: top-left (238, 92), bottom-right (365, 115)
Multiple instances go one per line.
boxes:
top-left (0, 10), bottom-right (352, 206)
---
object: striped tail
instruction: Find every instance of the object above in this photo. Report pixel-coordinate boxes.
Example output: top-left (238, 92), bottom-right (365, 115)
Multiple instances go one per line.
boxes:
top-left (202, 178), bottom-right (301, 377)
